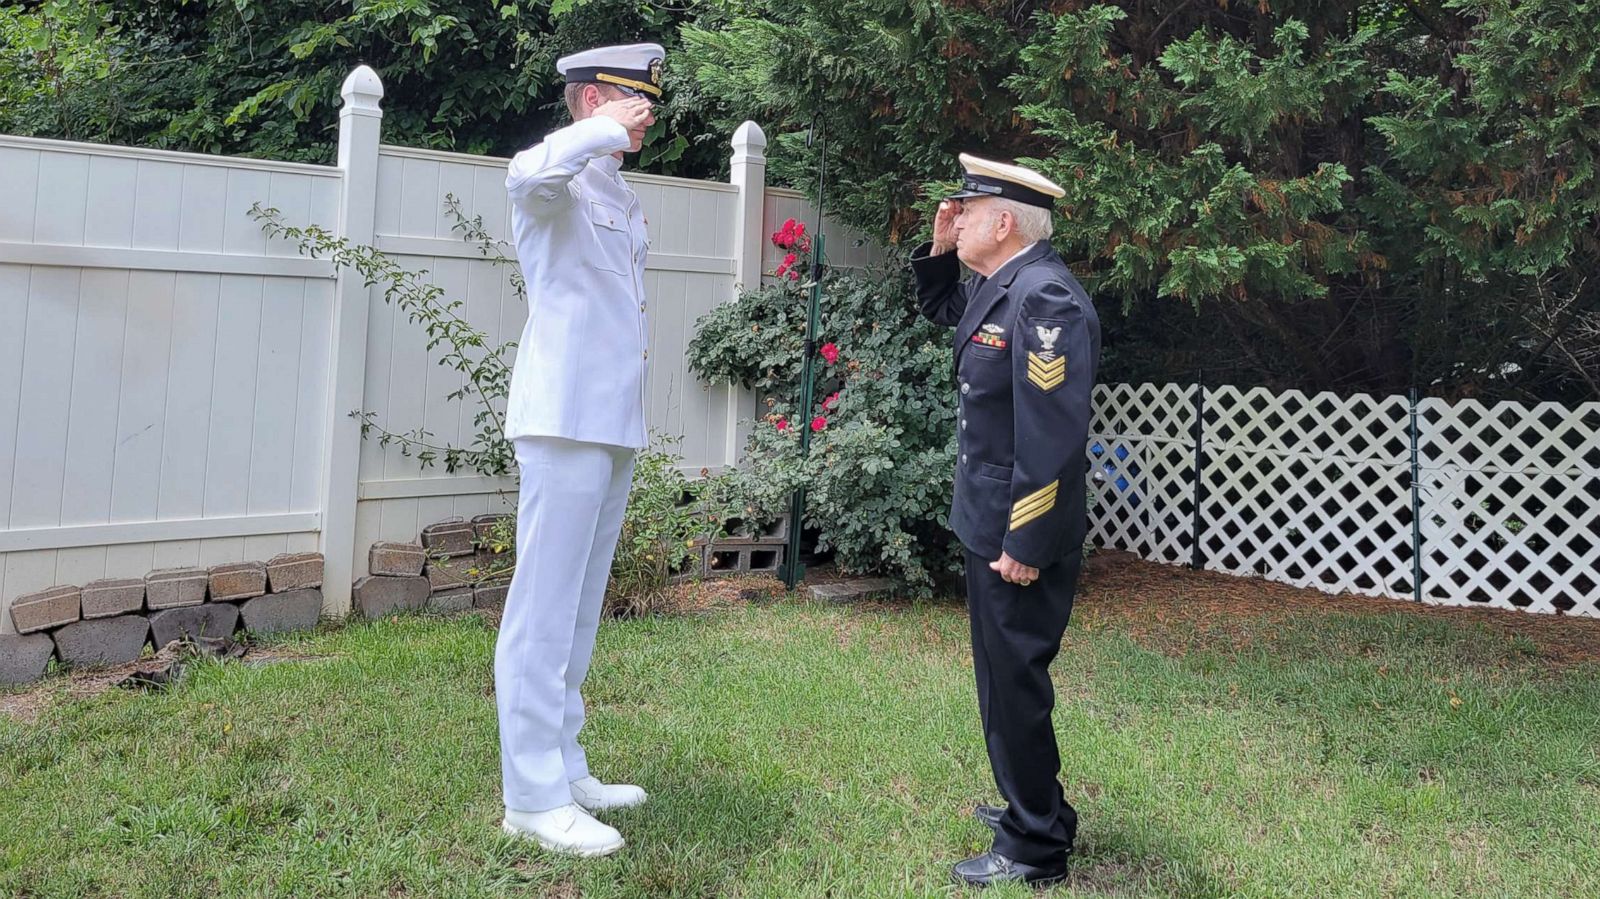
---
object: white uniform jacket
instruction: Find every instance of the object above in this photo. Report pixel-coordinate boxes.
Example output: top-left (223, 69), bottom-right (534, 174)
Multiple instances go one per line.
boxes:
top-left (504, 116), bottom-right (650, 449)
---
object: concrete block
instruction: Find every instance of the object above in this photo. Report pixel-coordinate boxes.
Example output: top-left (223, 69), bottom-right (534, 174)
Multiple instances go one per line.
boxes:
top-left (266, 552), bottom-right (324, 592)
top-left (0, 633), bottom-right (55, 685)
top-left (53, 615), bottom-right (149, 667)
top-left (809, 578), bottom-right (897, 603)
top-left (369, 542), bottom-right (425, 577)
top-left (427, 588), bottom-right (474, 614)
top-left (668, 544), bottom-right (708, 585)
top-left (704, 544), bottom-right (783, 578)
top-left (471, 513), bottom-right (514, 547)
top-left (239, 588), bottom-right (322, 636)
top-left (352, 576), bottom-right (429, 618)
top-left (81, 578), bottom-right (145, 619)
top-left (149, 603), bottom-right (241, 647)
top-left (421, 518), bottom-right (475, 557)
top-left (209, 561), bottom-right (267, 602)
top-left (474, 549), bottom-right (514, 585)
top-left (425, 557), bottom-right (472, 592)
top-left (10, 585), bottom-right (81, 634)
top-left (474, 583), bottom-right (509, 609)
top-left (752, 516), bottom-right (791, 545)
top-left (145, 568), bottom-right (207, 610)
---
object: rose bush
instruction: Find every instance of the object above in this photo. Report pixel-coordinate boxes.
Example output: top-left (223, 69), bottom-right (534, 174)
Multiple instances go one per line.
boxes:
top-left (688, 245), bottom-right (965, 593)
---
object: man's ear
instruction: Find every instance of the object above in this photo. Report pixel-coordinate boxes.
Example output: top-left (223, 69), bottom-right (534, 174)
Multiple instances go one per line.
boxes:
top-left (582, 84), bottom-right (605, 114)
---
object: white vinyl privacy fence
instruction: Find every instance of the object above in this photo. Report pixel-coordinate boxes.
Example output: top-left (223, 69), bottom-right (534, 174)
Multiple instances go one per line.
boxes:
top-left (0, 66), bottom-right (873, 630)
top-left (1088, 384), bottom-right (1600, 617)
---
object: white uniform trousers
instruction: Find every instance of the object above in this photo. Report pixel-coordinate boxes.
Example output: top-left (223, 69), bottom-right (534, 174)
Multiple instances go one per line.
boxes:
top-left (496, 436), bottom-right (635, 812)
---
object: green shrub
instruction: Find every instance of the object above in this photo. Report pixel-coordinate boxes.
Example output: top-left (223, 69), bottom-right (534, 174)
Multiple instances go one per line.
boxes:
top-left (688, 256), bottom-right (965, 595)
top-left (606, 436), bottom-right (735, 618)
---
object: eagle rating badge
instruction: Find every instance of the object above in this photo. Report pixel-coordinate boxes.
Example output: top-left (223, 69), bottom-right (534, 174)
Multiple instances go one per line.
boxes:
top-left (1027, 324), bottom-right (1066, 392)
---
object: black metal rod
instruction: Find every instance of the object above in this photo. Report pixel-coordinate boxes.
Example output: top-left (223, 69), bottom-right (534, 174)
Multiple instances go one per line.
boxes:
top-left (1410, 386), bottom-right (1423, 603)
top-left (1190, 370), bottom-right (1206, 570)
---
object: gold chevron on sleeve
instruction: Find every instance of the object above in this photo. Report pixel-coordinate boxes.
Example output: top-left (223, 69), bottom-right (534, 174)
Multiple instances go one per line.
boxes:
top-left (1026, 352), bottom-right (1066, 391)
top-left (1009, 480), bottom-right (1059, 530)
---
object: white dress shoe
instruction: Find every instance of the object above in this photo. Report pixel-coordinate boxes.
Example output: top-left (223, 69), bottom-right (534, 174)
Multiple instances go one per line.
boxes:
top-left (570, 775), bottom-right (648, 811)
top-left (501, 803), bottom-right (624, 857)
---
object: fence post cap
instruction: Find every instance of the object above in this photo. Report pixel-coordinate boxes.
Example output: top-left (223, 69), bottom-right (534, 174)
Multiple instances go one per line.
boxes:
top-left (732, 121), bottom-right (767, 155)
top-left (341, 65), bottom-right (385, 112)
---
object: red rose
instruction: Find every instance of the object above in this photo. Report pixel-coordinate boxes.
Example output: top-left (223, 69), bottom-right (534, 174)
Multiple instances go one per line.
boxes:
top-left (783, 252), bottom-right (797, 265)
top-left (775, 417), bottom-right (789, 432)
top-left (810, 416), bottom-right (827, 432)
top-left (788, 270), bottom-right (801, 281)
top-left (775, 262), bottom-right (789, 277)
top-left (823, 391), bottom-right (841, 410)
top-left (819, 342), bottom-right (840, 364)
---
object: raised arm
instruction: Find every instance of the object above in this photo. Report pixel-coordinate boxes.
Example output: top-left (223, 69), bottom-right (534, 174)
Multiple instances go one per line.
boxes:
top-left (506, 99), bottom-right (650, 214)
top-left (909, 200), bottom-right (975, 326)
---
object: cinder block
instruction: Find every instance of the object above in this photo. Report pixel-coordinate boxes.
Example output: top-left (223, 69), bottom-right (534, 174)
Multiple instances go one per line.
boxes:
top-left (369, 542), bottom-right (426, 577)
top-left (145, 568), bottom-right (207, 610)
top-left (10, 585), bottom-right (81, 634)
top-left (425, 557), bottom-right (472, 592)
top-left (809, 578), bottom-right (897, 603)
top-left (752, 517), bottom-right (791, 545)
top-left (150, 603), bottom-right (241, 647)
top-left (668, 544), bottom-right (708, 584)
top-left (353, 576), bottom-right (430, 618)
top-left (266, 552), bottom-right (324, 592)
top-left (706, 548), bottom-right (743, 578)
top-left (473, 549), bottom-right (514, 586)
top-left (473, 583), bottom-right (509, 609)
top-left (426, 588), bottom-right (474, 614)
top-left (747, 547), bottom-right (782, 574)
top-left (471, 513), bottom-right (514, 547)
top-left (208, 562), bottom-right (267, 602)
top-left (420, 518), bottom-right (475, 557)
top-left (239, 589), bottom-right (322, 635)
top-left (81, 578), bottom-right (146, 620)
top-left (0, 634), bottom-right (54, 685)
top-left (53, 615), bottom-right (149, 667)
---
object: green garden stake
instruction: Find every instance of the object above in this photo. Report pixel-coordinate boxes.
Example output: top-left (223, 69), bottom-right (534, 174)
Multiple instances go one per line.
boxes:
top-left (780, 121), bottom-right (828, 590)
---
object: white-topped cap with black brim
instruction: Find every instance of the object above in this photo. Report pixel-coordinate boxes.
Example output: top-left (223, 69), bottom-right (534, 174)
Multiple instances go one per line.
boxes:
top-left (557, 42), bottom-right (666, 100)
top-left (946, 153), bottom-right (1065, 210)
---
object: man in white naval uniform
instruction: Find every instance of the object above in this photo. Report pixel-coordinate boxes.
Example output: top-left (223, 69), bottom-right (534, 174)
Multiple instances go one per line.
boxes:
top-left (496, 43), bottom-right (662, 857)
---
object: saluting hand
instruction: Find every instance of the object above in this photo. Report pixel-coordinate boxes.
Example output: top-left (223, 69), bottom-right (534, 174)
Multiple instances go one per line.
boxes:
top-left (594, 97), bottom-right (654, 132)
top-left (990, 552), bottom-right (1039, 587)
top-left (931, 199), bottom-right (960, 255)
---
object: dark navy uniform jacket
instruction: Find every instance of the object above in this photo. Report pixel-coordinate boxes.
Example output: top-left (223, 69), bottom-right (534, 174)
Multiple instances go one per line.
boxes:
top-left (911, 241), bottom-right (1101, 570)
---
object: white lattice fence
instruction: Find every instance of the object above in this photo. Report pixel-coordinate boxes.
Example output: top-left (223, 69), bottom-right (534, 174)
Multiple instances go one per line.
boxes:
top-left (1200, 388), bottom-right (1415, 599)
top-left (1087, 384), bottom-right (1600, 618)
top-left (1418, 399), bottom-right (1600, 615)
top-left (1087, 384), bottom-right (1197, 566)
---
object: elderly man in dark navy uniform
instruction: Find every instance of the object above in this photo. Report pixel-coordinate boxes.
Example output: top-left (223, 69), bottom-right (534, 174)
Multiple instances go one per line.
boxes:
top-left (911, 153), bottom-right (1101, 887)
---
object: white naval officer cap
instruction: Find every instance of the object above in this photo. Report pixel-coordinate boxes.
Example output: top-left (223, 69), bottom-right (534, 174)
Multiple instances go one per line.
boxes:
top-left (946, 153), bottom-right (1065, 210)
top-left (556, 43), bottom-right (666, 100)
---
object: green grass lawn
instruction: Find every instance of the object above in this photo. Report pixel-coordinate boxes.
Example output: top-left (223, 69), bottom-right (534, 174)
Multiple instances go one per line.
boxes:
top-left (3, 567), bottom-right (1598, 898)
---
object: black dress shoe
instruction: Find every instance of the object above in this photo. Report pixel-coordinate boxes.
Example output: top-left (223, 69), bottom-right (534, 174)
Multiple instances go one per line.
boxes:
top-left (974, 804), bottom-right (1004, 831)
top-left (951, 851), bottom-right (1068, 887)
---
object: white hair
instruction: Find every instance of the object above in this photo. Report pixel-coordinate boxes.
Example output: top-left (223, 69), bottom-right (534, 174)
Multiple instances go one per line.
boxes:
top-left (988, 198), bottom-right (1054, 244)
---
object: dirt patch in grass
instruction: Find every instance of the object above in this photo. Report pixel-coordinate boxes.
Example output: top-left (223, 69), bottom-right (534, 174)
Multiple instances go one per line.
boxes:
top-left (0, 642), bottom-right (337, 724)
top-left (1075, 551), bottom-right (1600, 668)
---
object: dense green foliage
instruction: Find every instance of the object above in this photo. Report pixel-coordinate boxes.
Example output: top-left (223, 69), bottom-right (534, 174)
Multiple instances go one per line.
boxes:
top-left (0, 0), bottom-right (726, 173)
top-left (684, 0), bottom-right (1600, 399)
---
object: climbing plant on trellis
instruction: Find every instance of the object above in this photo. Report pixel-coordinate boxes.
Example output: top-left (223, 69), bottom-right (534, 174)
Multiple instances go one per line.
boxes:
top-left (1086, 384), bottom-right (1600, 618)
